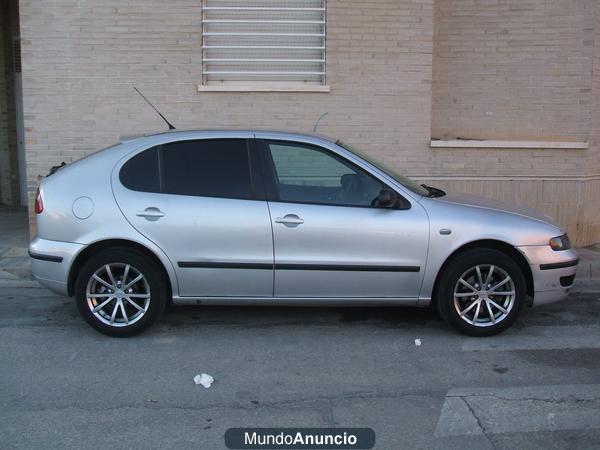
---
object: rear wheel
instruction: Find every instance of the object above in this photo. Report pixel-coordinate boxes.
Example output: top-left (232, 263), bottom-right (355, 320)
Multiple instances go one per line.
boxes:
top-left (436, 248), bottom-right (526, 336)
top-left (75, 248), bottom-right (167, 337)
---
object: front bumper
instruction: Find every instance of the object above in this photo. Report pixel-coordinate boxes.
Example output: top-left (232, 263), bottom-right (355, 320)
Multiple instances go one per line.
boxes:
top-left (517, 245), bottom-right (579, 306)
top-left (29, 236), bottom-right (84, 296)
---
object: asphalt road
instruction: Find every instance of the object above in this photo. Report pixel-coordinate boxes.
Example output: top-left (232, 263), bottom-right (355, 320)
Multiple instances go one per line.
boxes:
top-left (1, 282), bottom-right (600, 449)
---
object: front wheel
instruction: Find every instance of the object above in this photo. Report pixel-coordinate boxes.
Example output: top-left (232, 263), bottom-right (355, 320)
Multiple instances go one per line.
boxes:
top-left (436, 248), bottom-right (526, 336)
top-left (75, 248), bottom-right (168, 337)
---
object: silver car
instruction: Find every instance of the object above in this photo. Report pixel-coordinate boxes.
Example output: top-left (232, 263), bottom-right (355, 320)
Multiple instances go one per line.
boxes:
top-left (29, 130), bottom-right (579, 337)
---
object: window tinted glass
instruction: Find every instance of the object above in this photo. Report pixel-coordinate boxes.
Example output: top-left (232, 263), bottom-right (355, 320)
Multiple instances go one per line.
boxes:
top-left (267, 141), bottom-right (383, 207)
top-left (162, 139), bottom-right (253, 199)
top-left (336, 140), bottom-right (430, 197)
top-left (119, 147), bottom-right (160, 193)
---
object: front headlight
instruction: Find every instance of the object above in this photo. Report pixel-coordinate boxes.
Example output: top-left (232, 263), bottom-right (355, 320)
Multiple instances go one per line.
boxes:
top-left (549, 234), bottom-right (571, 251)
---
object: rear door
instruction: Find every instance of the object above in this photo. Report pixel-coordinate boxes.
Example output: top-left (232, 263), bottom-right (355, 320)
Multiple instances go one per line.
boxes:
top-left (258, 139), bottom-right (429, 299)
top-left (112, 137), bottom-right (274, 297)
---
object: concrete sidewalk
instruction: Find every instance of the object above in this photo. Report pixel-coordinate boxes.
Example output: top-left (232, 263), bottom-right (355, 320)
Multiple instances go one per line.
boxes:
top-left (1, 206), bottom-right (599, 291)
top-left (0, 207), bottom-right (32, 287)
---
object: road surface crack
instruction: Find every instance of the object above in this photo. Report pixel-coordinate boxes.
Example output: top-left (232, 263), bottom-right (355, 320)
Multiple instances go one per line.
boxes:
top-left (460, 396), bottom-right (496, 449)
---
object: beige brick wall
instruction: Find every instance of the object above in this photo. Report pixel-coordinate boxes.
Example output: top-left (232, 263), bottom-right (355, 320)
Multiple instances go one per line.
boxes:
top-left (429, 0), bottom-right (599, 245)
top-left (18, 0), bottom-right (434, 166)
top-left (432, 0), bottom-right (595, 143)
top-left (18, 0), bottom-right (599, 244)
top-left (587, 0), bottom-right (600, 245)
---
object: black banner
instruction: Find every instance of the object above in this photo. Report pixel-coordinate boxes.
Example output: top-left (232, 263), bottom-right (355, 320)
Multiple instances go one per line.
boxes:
top-left (224, 428), bottom-right (375, 449)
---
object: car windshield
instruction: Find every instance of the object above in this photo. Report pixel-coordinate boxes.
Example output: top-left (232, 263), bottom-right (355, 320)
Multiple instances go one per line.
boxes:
top-left (336, 140), bottom-right (431, 197)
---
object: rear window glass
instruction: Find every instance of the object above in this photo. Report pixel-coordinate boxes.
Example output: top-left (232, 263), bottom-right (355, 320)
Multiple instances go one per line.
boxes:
top-left (119, 147), bottom-right (160, 193)
top-left (161, 139), bottom-right (252, 199)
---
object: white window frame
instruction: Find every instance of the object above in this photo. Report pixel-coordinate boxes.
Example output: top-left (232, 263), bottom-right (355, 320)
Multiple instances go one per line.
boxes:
top-left (198, 1), bottom-right (329, 92)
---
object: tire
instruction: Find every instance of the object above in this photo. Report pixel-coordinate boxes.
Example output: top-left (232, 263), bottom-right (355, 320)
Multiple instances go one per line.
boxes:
top-left (75, 247), bottom-right (168, 337)
top-left (436, 248), bottom-right (526, 337)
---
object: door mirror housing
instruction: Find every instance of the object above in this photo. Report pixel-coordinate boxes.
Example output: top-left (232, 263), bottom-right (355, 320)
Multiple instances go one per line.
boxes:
top-left (376, 188), bottom-right (410, 210)
top-left (377, 188), bottom-right (395, 207)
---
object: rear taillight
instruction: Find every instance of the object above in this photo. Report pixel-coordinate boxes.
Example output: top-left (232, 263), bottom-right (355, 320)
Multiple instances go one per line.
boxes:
top-left (35, 188), bottom-right (44, 214)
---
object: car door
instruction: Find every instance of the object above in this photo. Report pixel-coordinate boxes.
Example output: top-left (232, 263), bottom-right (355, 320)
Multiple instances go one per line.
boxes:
top-left (112, 137), bottom-right (273, 297)
top-left (258, 139), bottom-right (429, 299)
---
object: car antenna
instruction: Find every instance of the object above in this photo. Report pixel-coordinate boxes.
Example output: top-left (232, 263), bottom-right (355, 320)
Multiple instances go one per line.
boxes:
top-left (133, 86), bottom-right (176, 130)
top-left (313, 112), bottom-right (329, 133)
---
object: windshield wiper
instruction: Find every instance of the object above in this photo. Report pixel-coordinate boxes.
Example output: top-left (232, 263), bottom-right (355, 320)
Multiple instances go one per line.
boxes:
top-left (421, 184), bottom-right (446, 198)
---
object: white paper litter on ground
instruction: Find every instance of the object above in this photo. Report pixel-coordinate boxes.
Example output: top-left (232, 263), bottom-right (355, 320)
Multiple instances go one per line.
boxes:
top-left (193, 373), bottom-right (214, 388)
top-left (414, 339), bottom-right (422, 346)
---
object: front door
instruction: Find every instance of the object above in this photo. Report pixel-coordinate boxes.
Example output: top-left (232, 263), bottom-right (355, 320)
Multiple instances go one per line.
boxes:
top-left (259, 139), bottom-right (429, 299)
top-left (113, 138), bottom-right (273, 297)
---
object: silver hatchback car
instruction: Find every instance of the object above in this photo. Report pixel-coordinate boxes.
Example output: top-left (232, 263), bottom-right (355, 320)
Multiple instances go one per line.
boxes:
top-left (30, 130), bottom-right (579, 337)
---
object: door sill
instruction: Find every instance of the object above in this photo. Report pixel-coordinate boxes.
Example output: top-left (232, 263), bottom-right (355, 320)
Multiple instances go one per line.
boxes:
top-left (172, 296), bottom-right (419, 307)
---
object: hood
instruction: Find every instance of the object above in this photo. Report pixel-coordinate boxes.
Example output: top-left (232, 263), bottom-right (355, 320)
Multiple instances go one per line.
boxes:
top-left (431, 191), bottom-right (560, 228)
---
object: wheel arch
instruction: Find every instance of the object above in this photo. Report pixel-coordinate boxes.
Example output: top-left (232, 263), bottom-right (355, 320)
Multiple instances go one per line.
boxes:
top-left (67, 239), bottom-right (174, 299)
top-left (431, 239), bottom-right (534, 307)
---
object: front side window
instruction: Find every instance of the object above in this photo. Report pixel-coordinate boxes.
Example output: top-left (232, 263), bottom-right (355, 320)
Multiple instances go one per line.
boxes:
top-left (266, 141), bottom-right (384, 207)
top-left (120, 139), bottom-right (253, 200)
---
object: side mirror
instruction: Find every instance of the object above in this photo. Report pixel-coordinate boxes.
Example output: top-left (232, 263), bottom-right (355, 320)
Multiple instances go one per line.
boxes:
top-left (377, 188), bottom-right (395, 208)
top-left (376, 188), bottom-right (411, 210)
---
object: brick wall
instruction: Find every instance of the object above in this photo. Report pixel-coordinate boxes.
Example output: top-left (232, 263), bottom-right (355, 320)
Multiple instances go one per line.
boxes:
top-left (586, 0), bottom-right (600, 245)
top-left (432, 0), bottom-right (596, 142)
top-left (19, 0), bottom-right (434, 227)
top-left (429, 0), bottom-right (599, 245)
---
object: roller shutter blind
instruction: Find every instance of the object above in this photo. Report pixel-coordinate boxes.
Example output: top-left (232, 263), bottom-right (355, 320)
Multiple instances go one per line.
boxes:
top-left (201, 0), bottom-right (327, 86)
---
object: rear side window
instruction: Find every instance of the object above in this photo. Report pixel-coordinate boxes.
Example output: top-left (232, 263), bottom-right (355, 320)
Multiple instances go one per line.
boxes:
top-left (119, 147), bottom-right (160, 193)
top-left (161, 139), bottom-right (253, 199)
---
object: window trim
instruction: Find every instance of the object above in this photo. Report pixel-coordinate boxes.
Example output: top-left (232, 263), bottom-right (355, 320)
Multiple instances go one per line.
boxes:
top-left (119, 138), bottom-right (265, 202)
top-left (197, 83), bottom-right (330, 93)
top-left (430, 139), bottom-right (589, 149)
top-left (256, 139), bottom-right (411, 210)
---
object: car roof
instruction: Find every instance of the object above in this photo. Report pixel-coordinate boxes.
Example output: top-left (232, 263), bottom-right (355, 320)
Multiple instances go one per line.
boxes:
top-left (119, 129), bottom-right (337, 144)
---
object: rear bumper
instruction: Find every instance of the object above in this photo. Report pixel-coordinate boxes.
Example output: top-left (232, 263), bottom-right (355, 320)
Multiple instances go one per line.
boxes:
top-left (29, 236), bottom-right (84, 296)
top-left (517, 245), bottom-right (579, 306)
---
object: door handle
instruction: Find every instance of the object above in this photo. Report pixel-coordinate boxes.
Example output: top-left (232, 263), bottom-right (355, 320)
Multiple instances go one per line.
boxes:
top-left (275, 214), bottom-right (304, 227)
top-left (136, 207), bottom-right (165, 221)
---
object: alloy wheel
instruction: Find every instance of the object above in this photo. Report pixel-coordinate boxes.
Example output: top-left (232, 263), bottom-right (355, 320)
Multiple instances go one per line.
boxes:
top-left (86, 263), bottom-right (151, 327)
top-left (453, 264), bottom-right (516, 327)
